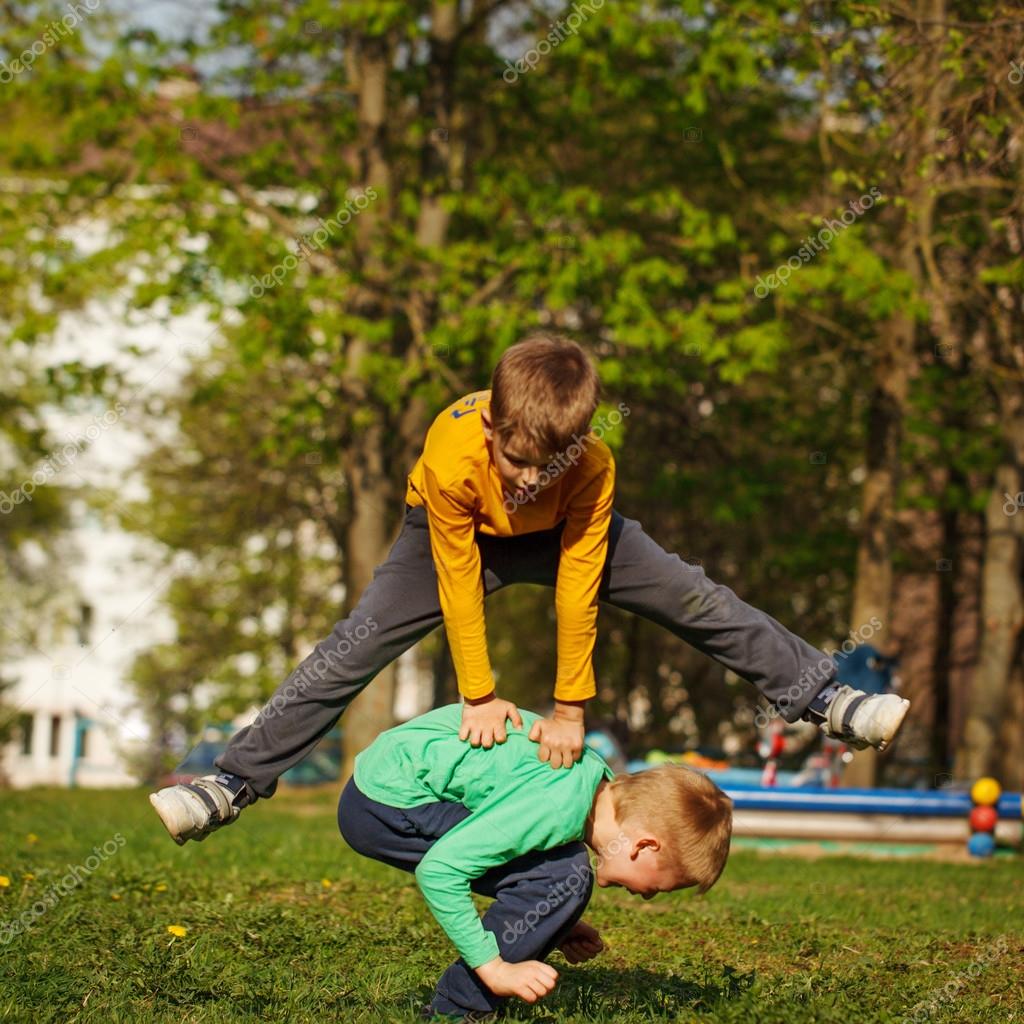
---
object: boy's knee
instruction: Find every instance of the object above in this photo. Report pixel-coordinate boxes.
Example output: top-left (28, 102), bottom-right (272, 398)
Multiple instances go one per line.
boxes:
top-left (314, 613), bottom-right (382, 676)
top-left (337, 782), bottom-right (371, 853)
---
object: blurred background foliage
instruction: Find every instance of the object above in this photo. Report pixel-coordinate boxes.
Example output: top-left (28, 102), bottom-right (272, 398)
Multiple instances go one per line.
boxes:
top-left (0, 0), bottom-right (1022, 785)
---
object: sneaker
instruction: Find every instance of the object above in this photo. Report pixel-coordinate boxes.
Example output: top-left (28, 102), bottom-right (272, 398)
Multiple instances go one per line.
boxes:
top-left (149, 774), bottom-right (247, 845)
top-left (819, 686), bottom-right (910, 751)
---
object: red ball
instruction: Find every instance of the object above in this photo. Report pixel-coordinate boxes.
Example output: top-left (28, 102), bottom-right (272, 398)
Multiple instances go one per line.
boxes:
top-left (969, 805), bottom-right (998, 833)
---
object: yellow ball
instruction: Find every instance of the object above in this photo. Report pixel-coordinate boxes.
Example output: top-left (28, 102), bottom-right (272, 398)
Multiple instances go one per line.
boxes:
top-left (971, 777), bottom-right (1001, 806)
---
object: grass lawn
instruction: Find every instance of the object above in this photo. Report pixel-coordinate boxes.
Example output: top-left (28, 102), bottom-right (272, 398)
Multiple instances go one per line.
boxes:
top-left (1, 786), bottom-right (1021, 1023)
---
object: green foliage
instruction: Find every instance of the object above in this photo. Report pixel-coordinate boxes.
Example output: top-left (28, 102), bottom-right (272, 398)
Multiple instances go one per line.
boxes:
top-left (1, 0), bottom-right (1021, 763)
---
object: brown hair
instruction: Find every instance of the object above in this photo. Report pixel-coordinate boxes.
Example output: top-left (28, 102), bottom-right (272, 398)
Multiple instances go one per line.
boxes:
top-left (606, 764), bottom-right (733, 894)
top-left (489, 331), bottom-right (601, 458)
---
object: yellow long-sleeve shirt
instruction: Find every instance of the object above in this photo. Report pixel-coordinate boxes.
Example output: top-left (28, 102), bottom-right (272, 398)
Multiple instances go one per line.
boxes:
top-left (405, 390), bottom-right (615, 703)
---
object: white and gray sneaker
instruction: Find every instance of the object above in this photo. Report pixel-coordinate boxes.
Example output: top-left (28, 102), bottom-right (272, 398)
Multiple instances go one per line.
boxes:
top-left (819, 686), bottom-right (910, 751)
top-left (149, 774), bottom-right (248, 845)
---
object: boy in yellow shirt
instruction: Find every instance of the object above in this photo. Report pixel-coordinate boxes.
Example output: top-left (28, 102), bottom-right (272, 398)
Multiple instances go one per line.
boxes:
top-left (151, 332), bottom-right (908, 844)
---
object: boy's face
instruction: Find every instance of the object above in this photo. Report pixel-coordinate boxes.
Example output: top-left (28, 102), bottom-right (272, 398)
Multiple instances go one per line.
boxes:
top-left (480, 407), bottom-right (554, 500)
top-left (593, 835), bottom-right (689, 901)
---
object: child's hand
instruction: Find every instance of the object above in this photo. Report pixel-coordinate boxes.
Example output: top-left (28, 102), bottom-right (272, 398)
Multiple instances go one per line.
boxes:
top-left (528, 714), bottom-right (585, 769)
top-left (459, 692), bottom-right (523, 748)
top-left (557, 919), bottom-right (605, 964)
top-left (475, 956), bottom-right (558, 1002)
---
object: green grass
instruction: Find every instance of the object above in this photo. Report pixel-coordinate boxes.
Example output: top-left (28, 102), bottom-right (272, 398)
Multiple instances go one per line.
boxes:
top-left (1, 787), bottom-right (1021, 1023)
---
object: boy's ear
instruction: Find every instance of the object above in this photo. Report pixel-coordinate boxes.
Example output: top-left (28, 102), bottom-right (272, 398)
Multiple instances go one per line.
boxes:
top-left (480, 406), bottom-right (494, 440)
top-left (630, 836), bottom-right (661, 859)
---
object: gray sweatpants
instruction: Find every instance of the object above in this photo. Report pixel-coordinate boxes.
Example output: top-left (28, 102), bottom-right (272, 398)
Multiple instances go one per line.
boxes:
top-left (216, 504), bottom-right (835, 796)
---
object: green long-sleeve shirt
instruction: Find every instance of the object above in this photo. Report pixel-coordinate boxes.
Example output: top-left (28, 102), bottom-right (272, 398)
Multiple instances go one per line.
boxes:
top-left (352, 703), bottom-right (614, 969)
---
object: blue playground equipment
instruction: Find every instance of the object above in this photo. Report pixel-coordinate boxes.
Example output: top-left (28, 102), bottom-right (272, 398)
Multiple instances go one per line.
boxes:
top-left (691, 777), bottom-right (1021, 849)
top-left (170, 723), bottom-right (342, 786)
top-left (833, 643), bottom-right (898, 695)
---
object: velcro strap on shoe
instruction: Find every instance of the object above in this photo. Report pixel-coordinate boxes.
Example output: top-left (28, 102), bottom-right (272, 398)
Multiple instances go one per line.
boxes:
top-left (839, 693), bottom-right (871, 739)
top-left (214, 773), bottom-right (253, 809)
top-left (182, 781), bottom-right (228, 823)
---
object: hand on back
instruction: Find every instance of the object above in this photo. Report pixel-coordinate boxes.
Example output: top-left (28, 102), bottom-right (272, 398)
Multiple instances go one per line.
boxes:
top-left (459, 693), bottom-right (523, 747)
top-left (527, 714), bottom-right (585, 769)
top-left (459, 693), bottom-right (586, 769)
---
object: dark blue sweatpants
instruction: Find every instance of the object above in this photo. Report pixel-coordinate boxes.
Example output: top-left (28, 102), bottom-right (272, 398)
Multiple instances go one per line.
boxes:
top-left (337, 776), bottom-right (593, 1017)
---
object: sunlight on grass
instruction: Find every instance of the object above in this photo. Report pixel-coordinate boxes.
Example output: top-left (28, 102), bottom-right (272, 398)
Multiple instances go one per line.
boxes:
top-left (1, 788), bottom-right (1021, 1023)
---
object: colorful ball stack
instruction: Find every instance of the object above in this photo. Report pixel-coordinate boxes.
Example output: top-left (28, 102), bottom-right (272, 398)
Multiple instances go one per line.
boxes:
top-left (967, 777), bottom-right (1001, 858)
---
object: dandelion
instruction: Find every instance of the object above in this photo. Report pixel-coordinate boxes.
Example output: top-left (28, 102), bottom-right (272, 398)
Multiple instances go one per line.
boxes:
top-left (321, 878), bottom-right (333, 889)
top-left (154, 883), bottom-right (168, 892)
top-left (22, 873), bottom-right (35, 882)
top-left (166, 925), bottom-right (187, 938)
top-left (26, 834), bottom-right (38, 844)
top-left (0, 876), bottom-right (9, 888)
top-left (111, 894), bottom-right (121, 901)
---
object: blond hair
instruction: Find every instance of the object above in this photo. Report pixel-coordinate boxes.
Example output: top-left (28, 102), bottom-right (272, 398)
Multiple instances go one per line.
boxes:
top-left (607, 764), bottom-right (733, 894)
top-left (489, 331), bottom-right (601, 458)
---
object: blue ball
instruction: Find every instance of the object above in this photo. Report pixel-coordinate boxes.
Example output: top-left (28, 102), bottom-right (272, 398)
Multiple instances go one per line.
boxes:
top-left (967, 832), bottom-right (996, 858)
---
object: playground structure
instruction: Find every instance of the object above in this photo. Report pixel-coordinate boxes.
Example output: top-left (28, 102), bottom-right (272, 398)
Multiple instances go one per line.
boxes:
top-left (696, 645), bottom-right (1021, 856)
top-left (164, 723), bottom-right (343, 788)
top-left (966, 776), bottom-right (1003, 857)
top-left (710, 777), bottom-right (1023, 851)
top-left (602, 717), bottom-right (1023, 856)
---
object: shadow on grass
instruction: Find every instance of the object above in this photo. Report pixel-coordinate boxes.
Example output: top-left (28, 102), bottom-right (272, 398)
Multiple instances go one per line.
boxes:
top-left (404, 964), bottom-right (756, 1022)
top-left (556, 964), bottom-right (755, 1017)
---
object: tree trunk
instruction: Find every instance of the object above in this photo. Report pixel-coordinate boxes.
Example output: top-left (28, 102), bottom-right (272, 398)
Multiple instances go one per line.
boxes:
top-left (338, 6), bottom-right (464, 780)
top-left (431, 627), bottom-right (458, 708)
top-left (955, 196), bottom-right (1024, 780)
top-left (954, 428), bottom-right (1024, 780)
top-left (336, 28), bottom-right (398, 783)
top-left (931, 486), bottom-right (959, 774)
top-left (999, 658), bottom-right (1024, 793)
top-left (339, 423), bottom-right (401, 783)
top-left (844, 0), bottom-right (953, 787)
top-left (620, 614), bottom-right (645, 750)
top-left (843, 316), bottom-right (912, 787)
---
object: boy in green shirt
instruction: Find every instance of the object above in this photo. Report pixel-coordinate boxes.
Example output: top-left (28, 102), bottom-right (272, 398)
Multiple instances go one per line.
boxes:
top-left (338, 703), bottom-right (733, 1021)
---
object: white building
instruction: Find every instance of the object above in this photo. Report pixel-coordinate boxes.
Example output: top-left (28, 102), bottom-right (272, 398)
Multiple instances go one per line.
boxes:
top-left (2, 255), bottom-right (215, 788)
top-left (5, 496), bottom-right (189, 788)
top-left (2, 207), bottom-right (432, 790)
